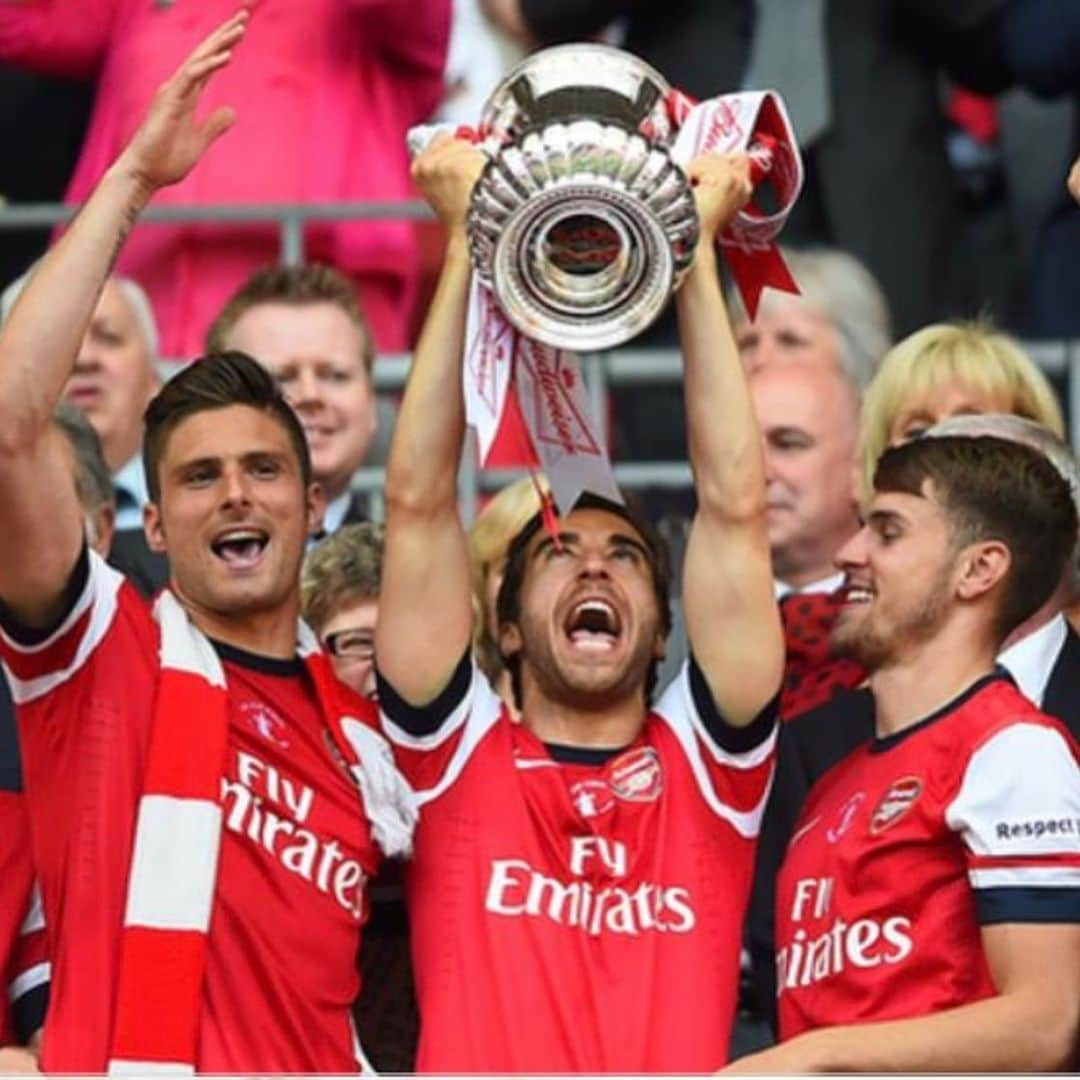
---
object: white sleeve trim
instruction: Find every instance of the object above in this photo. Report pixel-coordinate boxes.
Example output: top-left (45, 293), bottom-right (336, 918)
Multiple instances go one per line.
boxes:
top-left (945, 722), bottom-right (1080, 860)
top-left (8, 961), bottom-right (49, 1005)
top-left (1, 550), bottom-right (123, 705)
top-left (969, 865), bottom-right (1080, 889)
top-left (379, 658), bottom-right (483, 752)
top-left (653, 660), bottom-right (776, 838)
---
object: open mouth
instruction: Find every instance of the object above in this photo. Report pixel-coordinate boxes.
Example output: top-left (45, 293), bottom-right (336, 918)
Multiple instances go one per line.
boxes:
top-left (563, 597), bottom-right (622, 654)
top-left (840, 584), bottom-right (873, 605)
top-left (211, 527), bottom-right (269, 570)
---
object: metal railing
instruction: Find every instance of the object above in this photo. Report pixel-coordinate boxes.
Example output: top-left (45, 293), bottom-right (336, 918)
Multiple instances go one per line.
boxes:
top-left (4, 200), bottom-right (1079, 522)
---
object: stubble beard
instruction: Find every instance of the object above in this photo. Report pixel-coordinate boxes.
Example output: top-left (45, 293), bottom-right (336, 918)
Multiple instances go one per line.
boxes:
top-left (830, 569), bottom-right (952, 673)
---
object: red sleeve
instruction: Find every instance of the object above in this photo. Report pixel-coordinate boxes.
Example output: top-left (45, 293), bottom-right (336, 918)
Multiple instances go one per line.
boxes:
top-left (376, 654), bottom-right (503, 800)
top-left (0, 793), bottom-right (47, 1046)
top-left (0, 548), bottom-right (125, 710)
top-left (0, 0), bottom-right (118, 79)
top-left (652, 658), bottom-right (778, 838)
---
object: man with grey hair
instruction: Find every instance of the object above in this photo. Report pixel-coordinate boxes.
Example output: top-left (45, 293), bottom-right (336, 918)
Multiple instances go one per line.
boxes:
top-left (1, 271), bottom-right (165, 594)
top-left (734, 246), bottom-right (893, 393)
top-left (745, 410), bottom-right (1080, 1033)
top-left (740, 249), bottom-right (893, 720)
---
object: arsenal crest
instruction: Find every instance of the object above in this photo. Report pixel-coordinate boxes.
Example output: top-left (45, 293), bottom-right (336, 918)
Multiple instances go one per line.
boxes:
top-left (607, 747), bottom-right (663, 803)
top-left (870, 776), bottom-right (923, 835)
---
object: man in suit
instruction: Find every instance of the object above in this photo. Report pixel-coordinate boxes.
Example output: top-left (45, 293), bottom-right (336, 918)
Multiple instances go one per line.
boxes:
top-left (206, 264), bottom-right (378, 535)
top-left (747, 410), bottom-right (1080, 1028)
top-left (1, 272), bottom-right (166, 596)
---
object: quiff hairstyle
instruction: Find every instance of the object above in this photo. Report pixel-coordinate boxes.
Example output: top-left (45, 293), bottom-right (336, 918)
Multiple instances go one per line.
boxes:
top-left (301, 523), bottom-right (385, 634)
top-left (859, 321), bottom-right (1064, 501)
top-left (142, 351), bottom-right (312, 503)
top-left (873, 434), bottom-right (1078, 645)
top-left (205, 264), bottom-right (375, 375)
top-left (495, 492), bottom-right (672, 709)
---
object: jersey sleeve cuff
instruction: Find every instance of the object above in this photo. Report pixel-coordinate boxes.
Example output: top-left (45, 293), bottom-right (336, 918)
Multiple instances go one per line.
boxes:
top-left (688, 653), bottom-right (779, 754)
top-left (0, 544), bottom-right (89, 647)
top-left (975, 885), bottom-right (1080, 925)
top-left (375, 649), bottom-right (472, 738)
top-left (11, 981), bottom-right (47, 1045)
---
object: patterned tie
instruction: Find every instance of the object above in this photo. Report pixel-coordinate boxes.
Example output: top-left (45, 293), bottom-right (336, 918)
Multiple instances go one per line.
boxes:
top-left (779, 591), bottom-right (865, 720)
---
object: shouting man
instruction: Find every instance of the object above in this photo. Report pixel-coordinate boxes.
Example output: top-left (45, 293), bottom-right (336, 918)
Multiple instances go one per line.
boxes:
top-left (373, 134), bottom-right (784, 1071)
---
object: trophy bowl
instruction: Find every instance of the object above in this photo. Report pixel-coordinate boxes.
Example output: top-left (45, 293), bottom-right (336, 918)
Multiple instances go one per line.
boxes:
top-left (468, 44), bottom-right (700, 352)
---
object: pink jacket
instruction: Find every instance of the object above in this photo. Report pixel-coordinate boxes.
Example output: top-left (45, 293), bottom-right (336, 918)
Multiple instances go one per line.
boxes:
top-left (0, 0), bottom-right (451, 356)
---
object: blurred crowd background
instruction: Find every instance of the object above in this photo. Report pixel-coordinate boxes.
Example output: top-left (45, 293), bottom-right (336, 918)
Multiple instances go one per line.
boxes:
top-left (2, 0), bottom-right (1080, 505)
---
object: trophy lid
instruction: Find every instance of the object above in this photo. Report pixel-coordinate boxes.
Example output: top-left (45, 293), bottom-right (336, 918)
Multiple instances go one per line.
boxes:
top-left (481, 44), bottom-right (676, 148)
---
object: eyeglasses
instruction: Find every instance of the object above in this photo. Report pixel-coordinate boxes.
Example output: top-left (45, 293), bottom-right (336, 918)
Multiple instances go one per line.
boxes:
top-left (323, 629), bottom-right (375, 662)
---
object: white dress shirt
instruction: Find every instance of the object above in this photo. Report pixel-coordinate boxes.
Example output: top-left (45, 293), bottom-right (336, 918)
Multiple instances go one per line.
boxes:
top-left (997, 612), bottom-right (1068, 708)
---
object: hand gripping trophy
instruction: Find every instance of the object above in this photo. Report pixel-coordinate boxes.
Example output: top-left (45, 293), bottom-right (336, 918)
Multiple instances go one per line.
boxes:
top-left (411, 44), bottom-right (804, 508)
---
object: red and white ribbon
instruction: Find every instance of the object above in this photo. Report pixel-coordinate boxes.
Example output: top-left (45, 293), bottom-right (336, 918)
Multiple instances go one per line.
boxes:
top-left (409, 88), bottom-right (803, 514)
top-left (668, 89), bottom-right (804, 319)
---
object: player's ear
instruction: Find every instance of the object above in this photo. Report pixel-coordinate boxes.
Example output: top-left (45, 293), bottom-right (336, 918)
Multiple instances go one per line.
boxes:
top-left (955, 539), bottom-right (1011, 602)
top-left (143, 501), bottom-right (167, 554)
top-left (499, 619), bottom-right (523, 659)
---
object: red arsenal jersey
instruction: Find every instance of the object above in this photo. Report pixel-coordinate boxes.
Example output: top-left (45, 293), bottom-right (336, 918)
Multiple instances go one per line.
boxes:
top-left (378, 654), bottom-right (777, 1072)
top-left (775, 672), bottom-right (1080, 1039)
top-left (0, 794), bottom-right (47, 1047)
top-left (0, 548), bottom-right (381, 1072)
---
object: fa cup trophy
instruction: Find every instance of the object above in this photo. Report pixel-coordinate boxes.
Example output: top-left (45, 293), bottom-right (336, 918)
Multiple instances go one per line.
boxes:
top-left (466, 45), bottom-right (700, 352)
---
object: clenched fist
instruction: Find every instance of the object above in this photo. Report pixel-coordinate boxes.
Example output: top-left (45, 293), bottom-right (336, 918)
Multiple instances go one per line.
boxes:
top-left (411, 133), bottom-right (487, 231)
top-left (686, 153), bottom-right (754, 246)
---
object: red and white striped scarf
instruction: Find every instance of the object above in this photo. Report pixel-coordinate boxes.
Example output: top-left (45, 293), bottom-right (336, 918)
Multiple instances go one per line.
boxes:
top-left (107, 591), bottom-right (416, 1075)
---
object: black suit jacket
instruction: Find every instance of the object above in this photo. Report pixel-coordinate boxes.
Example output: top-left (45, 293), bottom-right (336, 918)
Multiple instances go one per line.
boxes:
top-left (518, 0), bottom-right (1010, 335)
top-left (108, 528), bottom-right (169, 600)
top-left (746, 625), bottom-right (1080, 1029)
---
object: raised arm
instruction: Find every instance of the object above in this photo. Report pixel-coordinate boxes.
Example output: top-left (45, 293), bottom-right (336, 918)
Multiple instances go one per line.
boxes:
top-left (677, 154), bottom-right (784, 727)
top-left (375, 135), bottom-right (486, 705)
top-left (0, 11), bottom-right (246, 629)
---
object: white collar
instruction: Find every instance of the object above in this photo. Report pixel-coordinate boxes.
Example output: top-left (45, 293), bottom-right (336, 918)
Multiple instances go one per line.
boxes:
top-left (321, 489), bottom-right (354, 536)
top-left (997, 613), bottom-right (1068, 707)
top-left (774, 570), bottom-right (845, 601)
top-left (112, 454), bottom-right (149, 531)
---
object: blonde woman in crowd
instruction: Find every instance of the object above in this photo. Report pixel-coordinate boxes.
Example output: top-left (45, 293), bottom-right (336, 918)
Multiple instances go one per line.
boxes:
top-left (858, 321), bottom-right (1064, 500)
top-left (466, 475), bottom-right (544, 706)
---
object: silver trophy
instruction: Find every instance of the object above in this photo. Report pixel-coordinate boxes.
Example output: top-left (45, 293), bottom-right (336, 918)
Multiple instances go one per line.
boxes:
top-left (467, 44), bottom-right (700, 352)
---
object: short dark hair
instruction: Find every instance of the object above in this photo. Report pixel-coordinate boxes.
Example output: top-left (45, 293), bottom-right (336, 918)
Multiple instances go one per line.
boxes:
top-left (205, 263), bottom-right (375, 375)
top-left (873, 434), bottom-right (1078, 643)
top-left (143, 351), bottom-right (312, 502)
top-left (495, 492), bottom-right (672, 708)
